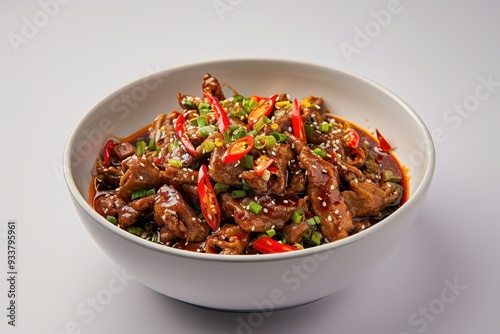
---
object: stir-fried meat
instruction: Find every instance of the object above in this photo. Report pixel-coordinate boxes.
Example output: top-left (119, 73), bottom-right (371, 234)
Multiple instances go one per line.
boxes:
top-left (267, 143), bottom-right (294, 194)
top-left (288, 161), bottom-right (306, 193)
top-left (154, 185), bottom-right (210, 243)
top-left (208, 133), bottom-right (245, 186)
top-left (162, 165), bottom-right (198, 186)
top-left (113, 142), bottom-right (136, 160)
top-left (206, 224), bottom-right (250, 255)
top-left (220, 191), bottom-right (303, 233)
top-left (240, 171), bottom-right (268, 195)
top-left (336, 159), bottom-right (400, 217)
top-left (242, 138), bottom-right (295, 196)
top-left (281, 221), bottom-right (309, 245)
top-left (117, 155), bottom-right (164, 201)
top-left (176, 92), bottom-right (203, 110)
top-left (91, 73), bottom-right (408, 254)
top-left (202, 73), bottom-right (225, 101)
top-left (94, 192), bottom-right (125, 218)
top-left (118, 195), bottom-right (155, 229)
top-left (95, 161), bottom-right (123, 188)
top-left (287, 132), bottom-right (353, 242)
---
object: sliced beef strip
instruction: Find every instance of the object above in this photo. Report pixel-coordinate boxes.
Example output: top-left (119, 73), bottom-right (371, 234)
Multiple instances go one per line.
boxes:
top-left (202, 73), bottom-right (226, 101)
top-left (336, 159), bottom-right (399, 217)
top-left (287, 132), bottom-right (353, 242)
top-left (95, 161), bottom-right (123, 189)
top-left (154, 185), bottom-right (210, 243)
top-left (94, 192), bottom-right (125, 218)
top-left (281, 221), bottom-right (310, 245)
top-left (206, 223), bottom-right (250, 255)
top-left (113, 142), bottom-right (136, 160)
top-left (240, 171), bottom-right (268, 195)
top-left (240, 143), bottom-right (294, 196)
top-left (266, 143), bottom-right (294, 194)
top-left (117, 155), bottom-right (164, 201)
top-left (219, 191), bottom-right (301, 233)
top-left (118, 194), bottom-right (155, 229)
top-left (288, 161), bottom-right (307, 193)
top-left (207, 133), bottom-right (245, 186)
top-left (162, 165), bottom-right (198, 186)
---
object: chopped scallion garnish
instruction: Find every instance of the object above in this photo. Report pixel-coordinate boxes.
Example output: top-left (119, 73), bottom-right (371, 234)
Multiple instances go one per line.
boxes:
top-left (248, 201), bottom-right (263, 215)
top-left (231, 190), bottom-right (247, 198)
top-left (136, 141), bottom-right (147, 155)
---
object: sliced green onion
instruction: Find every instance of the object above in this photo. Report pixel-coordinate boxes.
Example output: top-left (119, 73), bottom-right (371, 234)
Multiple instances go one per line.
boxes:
top-left (131, 188), bottom-right (155, 200)
top-left (266, 228), bottom-right (276, 237)
top-left (136, 141), bottom-right (147, 155)
top-left (183, 99), bottom-right (194, 109)
top-left (151, 231), bottom-right (159, 242)
top-left (127, 226), bottom-right (145, 237)
top-left (202, 140), bottom-right (216, 153)
top-left (197, 125), bottom-right (215, 138)
top-left (196, 116), bottom-right (208, 127)
top-left (233, 95), bottom-right (244, 102)
top-left (252, 116), bottom-right (271, 132)
top-left (213, 182), bottom-right (230, 195)
top-left (231, 190), bottom-right (247, 198)
top-left (232, 126), bottom-right (248, 141)
top-left (264, 135), bottom-right (276, 148)
top-left (269, 132), bottom-right (287, 142)
top-left (247, 130), bottom-right (258, 137)
top-left (167, 140), bottom-right (179, 153)
top-left (240, 154), bottom-right (254, 169)
top-left (242, 180), bottom-right (252, 190)
top-left (131, 189), bottom-right (146, 200)
top-left (306, 216), bottom-right (321, 226)
top-left (106, 215), bottom-right (117, 224)
top-left (168, 158), bottom-right (183, 168)
top-left (319, 122), bottom-right (330, 133)
top-left (382, 169), bottom-right (402, 183)
top-left (304, 123), bottom-right (313, 139)
top-left (248, 201), bottom-right (263, 215)
top-left (310, 231), bottom-right (322, 245)
top-left (223, 129), bottom-right (232, 143)
top-left (243, 98), bottom-right (259, 112)
top-left (148, 137), bottom-right (156, 151)
top-left (291, 210), bottom-right (304, 223)
top-left (198, 102), bottom-right (211, 111)
top-left (254, 136), bottom-right (267, 149)
top-left (313, 147), bottom-right (327, 158)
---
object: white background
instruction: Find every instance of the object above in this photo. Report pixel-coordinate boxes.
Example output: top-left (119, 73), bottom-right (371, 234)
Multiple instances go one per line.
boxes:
top-left (1, 1), bottom-right (499, 333)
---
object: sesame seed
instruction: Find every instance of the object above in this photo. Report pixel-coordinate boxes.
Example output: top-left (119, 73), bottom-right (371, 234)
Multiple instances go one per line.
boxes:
top-left (283, 200), bottom-right (289, 204)
top-left (263, 208), bottom-right (269, 213)
top-left (327, 215), bottom-right (332, 221)
top-left (322, 201), bottom-right (326, 207)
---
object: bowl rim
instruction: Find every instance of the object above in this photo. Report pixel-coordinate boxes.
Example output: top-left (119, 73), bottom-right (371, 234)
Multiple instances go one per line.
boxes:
top-left (63, 58), bottom-right (436, 263)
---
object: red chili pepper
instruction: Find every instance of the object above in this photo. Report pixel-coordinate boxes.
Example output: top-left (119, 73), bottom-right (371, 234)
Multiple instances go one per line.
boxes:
top-left (376, 128), bottom-right (392, 152)
top-left (103, 140), bottom-right (116, 164)
top-left (291, 98), bottom-right (307, 143)
top-left (247, 94), bottom-right (278, 128)
top-left (198, 164), bottom-right (221, 231)
top-left (344, 128), bottom-right (359, 149)
top-left (253, 155), bottom-right (275, 176)
top-left (204, 91), bottom-right (231, 133)
top-left (175, 112), bottom-right (198, 156)
top-left (222, 136), bottom-right (254, 164)
top-left (252, 237), bottom-right (297, 254)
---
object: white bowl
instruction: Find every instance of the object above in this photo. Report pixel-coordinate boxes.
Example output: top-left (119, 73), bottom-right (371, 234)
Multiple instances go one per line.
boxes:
top-left (63, 59), bottom-right (435, 311)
